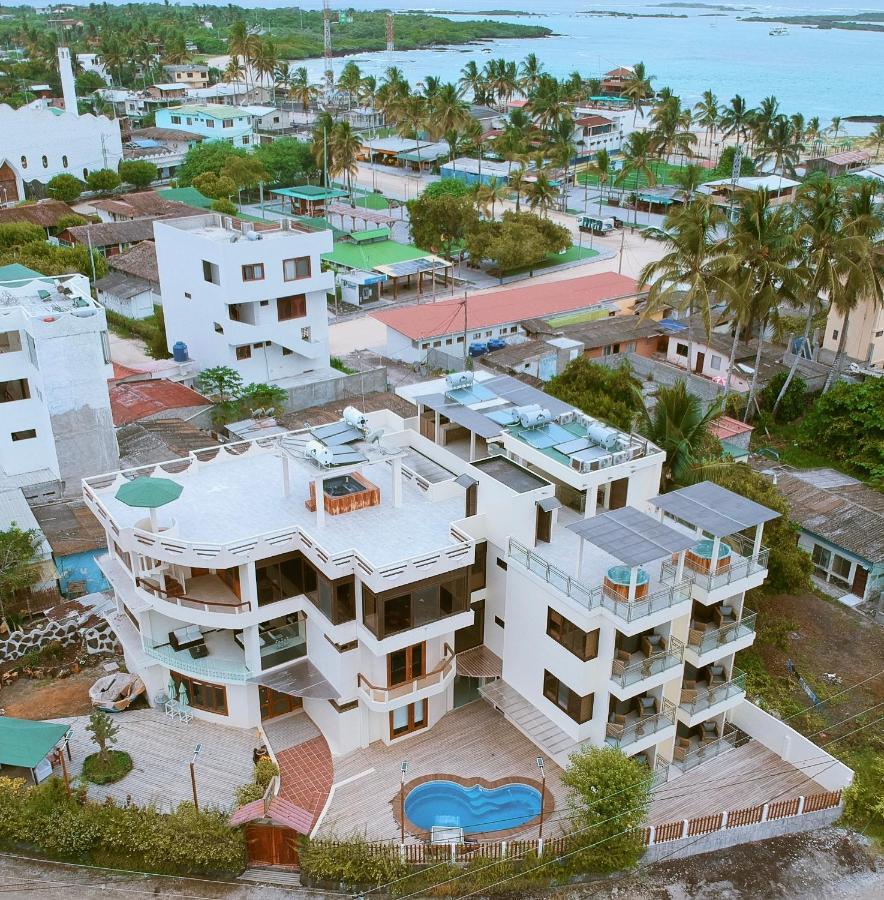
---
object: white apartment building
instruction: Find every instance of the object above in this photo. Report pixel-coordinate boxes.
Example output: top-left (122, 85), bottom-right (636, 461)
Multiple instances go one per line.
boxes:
top-left (0, 268), bottom-right (118, 493)
top-left (87, 371), bottom-right (776, 779)
top-left (153, 214), bottom-right (334, 385)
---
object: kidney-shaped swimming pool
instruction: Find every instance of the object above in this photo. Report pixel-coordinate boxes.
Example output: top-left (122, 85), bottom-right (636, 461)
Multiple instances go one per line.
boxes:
top-left (404, 780), bottom-right (542, 835)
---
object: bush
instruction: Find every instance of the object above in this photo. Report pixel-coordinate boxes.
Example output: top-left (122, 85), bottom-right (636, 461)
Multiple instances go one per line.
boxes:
top-left (330, 356), bottom-right (356, 374)
top-left (211, 198), bottom-right (237, 215)
top-left (82, 750), bottom-right (133, 785)
top-left (46, 174), bottom-right (84, 203)
top-left (0, 777), bottom-right (245, 875)
top-left (546, 357), bottom-right (643, 431)
top-left (760, 371), bottom-right (807, 422)
top-left (86, 168), bottom-right (122, 193)
top-left (233, 758), bottom-right (279, 807)
top-left (118, 160), bottom-right (158, 189)
top-left (300, 836), bottom-right (408, 888)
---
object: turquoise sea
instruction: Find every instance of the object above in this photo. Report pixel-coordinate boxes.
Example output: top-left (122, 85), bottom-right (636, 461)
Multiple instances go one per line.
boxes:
top-left (263, 0), bottom-right (884, 125)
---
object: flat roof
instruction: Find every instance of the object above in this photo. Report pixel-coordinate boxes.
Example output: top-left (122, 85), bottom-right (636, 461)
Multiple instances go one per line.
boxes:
top-left (568, 506), bottom-right (696, 567)
top-left (372, 272), bottom-right (641, 341)
top-left (471, 456), bottom-right (550, 494)
top-left (0, 717), bottom-right (69, 768)
top-left (651, 481), bottom-right (780, 536)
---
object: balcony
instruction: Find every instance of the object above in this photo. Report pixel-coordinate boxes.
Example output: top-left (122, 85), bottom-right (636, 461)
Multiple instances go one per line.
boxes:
top-left (661, 532), bottom-right (769, 598)
top-left (686, 609), bottom-right (756, 663)
top-left (357, 644), bottom-right (456, 711)
top-left (508, 538), bottom-right (691, 626)
top-left (678, 667), bottom-right (747, 727)
top-left (605, 697), bottom-right (676, 751)
top-left (142, 629), bottom-right (254, 683)
top-left (673, 723), bottom-right (740, 773)
top-left (137, 574), bottom-right (251, 617)
top-left (610, 636), bottom-right (685, 692)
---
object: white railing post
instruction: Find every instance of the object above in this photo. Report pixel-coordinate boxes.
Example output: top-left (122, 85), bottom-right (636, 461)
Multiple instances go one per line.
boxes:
top-left (501, 840), bottom-right (507, 858)
top-left (647, 825), bottom-right (655, 846)
top-left (681, 819), bottom-right (689, 839)
top-left (537, 837), bottom-right (544, 855)
top-left (720, 810), bottom-right (728, 829)
top-left (796, 795), bottom-right (805, 816)
top-left (761, 803), bottom-right (769, 823)
top-left (450, 841), bottom-right (456, 862)
top-left (399, 843), bottom-right (405, 862)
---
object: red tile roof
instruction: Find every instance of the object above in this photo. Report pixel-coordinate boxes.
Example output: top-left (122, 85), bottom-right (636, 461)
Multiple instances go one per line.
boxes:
top-left (108, 378), bottom-right (210, 425)
top-left (228, 797), bottom-right (315, 834)
top-left (710, 416), bottom-right (755, 440)
top-left (371, 272), bottom-right (642, 341)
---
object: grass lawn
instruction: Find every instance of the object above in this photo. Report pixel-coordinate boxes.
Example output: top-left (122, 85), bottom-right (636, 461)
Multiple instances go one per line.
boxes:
top-left (577, 160), bottom-right (718, 190)
top-left (737, 590), bottom-right (884, 845)
top-left (82, 749), bottom-right (133, 785)
top-left (500, 244), bottom-right (598, 277)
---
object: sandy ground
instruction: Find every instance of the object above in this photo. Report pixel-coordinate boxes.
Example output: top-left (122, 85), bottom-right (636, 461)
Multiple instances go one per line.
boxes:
top-left (0, 668), bottom-right (100, 719)
top-left (107, 331), bottom-right (154, 367)
top-left (0, 828), bottom-right (878, 898)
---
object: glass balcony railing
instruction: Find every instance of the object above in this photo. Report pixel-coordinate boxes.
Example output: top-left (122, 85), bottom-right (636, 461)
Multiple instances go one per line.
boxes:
top-left (679, 668), bottom-right (747, 716)
top-left (143, 642), bottom-right (253, 682)
top-left (605, 698), bottom-right (676, 749)
top-left (661, 533), bottom-right (769, 593)
top-left (687, 610), bottom-right (756, 656)
top-left (673, 724), bottom-right (740, 772)
top-left (611, 637), bottom-right (685, 689)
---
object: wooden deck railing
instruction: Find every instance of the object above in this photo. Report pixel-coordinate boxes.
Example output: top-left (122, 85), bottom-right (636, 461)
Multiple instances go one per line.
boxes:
top-left (357, 644), bottom-right (455, 704)
top-left (135, 576), bottom-right (250, 615)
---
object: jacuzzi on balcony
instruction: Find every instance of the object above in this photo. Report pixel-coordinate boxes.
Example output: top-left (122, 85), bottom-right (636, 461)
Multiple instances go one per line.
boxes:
top-left (306, 471), bottom-right (381, 515)
top-left (685, 539), bottom-right (732, 574)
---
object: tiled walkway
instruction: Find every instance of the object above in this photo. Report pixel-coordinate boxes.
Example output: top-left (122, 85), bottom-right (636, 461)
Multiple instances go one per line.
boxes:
top-left (264, 713), bottom-right (333, 828)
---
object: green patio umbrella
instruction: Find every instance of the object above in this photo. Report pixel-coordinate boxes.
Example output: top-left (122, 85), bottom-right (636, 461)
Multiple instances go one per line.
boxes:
top-left (115, 476), bottom-right (183, 532)
top-left (178, 681), bottom-right (189, 706)
top-left (167, 675), bottom-right (177, 702)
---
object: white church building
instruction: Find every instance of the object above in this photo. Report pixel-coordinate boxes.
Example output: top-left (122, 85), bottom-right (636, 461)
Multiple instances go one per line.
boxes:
top-left (0, 47), bottom-right (122, 206)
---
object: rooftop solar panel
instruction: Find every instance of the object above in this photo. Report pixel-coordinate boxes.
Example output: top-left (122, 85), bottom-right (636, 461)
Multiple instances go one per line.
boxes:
top-left (554, 438), bottom-right (591, 455)
top-left (447, 383), bottom-right (497, 405)
top-left (651, 481), bottom-right (780, 535)
top-left (328, 448), bottom-right (367, 465)
top-left (520, 429), bottom-right (560, 450)
top-left (311, 421), bottom-right (362, 444)
top-left (486, 408), bottom-right (519, 426)
top-left (570, 446), bottom-right (608, 463)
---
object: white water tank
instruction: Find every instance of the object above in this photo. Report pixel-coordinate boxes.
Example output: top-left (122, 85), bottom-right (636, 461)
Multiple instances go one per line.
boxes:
top-left (518, 407), bottom-right (552, 429)
top-left (446, 371), bottom-right (474, 391)
top-left (306, 440), bottom-right (334, 467)
top-left (587, 422), bottom-right (623, 451)
top-left (343, 406), bottom-right (368, 430)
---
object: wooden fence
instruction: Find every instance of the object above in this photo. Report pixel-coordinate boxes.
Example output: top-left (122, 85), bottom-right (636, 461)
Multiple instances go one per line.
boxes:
top-left (307, 790), bottom-right (843, 866)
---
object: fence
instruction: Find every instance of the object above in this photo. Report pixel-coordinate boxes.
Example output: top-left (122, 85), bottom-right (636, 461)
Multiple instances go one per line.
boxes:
top-left (306, 790), bottom-right (842, 868)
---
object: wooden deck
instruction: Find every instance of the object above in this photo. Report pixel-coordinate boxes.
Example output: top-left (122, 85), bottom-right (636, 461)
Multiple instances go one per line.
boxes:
top-left (649, 740), bottom-right (825, 824)
top-left (456, 646), bottom-right (502, 678)
top-left (53, 708), bottom-right (257, 812)
top-left (320, 701), bottom-right (570, 841)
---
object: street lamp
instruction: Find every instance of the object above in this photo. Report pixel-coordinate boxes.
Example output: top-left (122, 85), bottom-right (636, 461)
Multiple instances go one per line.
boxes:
top-left (536, 756), bottom-right (545, 840)
top-left (190, 743), bottom-right (202, 811)
top-left (400, 760), bottom-right (409, 844)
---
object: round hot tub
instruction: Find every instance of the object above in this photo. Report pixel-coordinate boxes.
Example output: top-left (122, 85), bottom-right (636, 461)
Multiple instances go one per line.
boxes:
top-left (404, 779), bottom-right (542, 836)
top-left (686, 539), bottom-right (732, 574)
top-left (604, 565), bottom-right (649, 600)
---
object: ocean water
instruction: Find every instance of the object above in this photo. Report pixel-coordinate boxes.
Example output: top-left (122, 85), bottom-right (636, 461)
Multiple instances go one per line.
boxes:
top-left (255, 0), bottom-right (884, 125)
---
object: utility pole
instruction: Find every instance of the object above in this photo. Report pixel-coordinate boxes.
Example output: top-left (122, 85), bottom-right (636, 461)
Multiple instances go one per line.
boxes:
top-left (617, 226), bottom-right (625, 275)
top-left (322, 0), bottom-right (334, 91)
top-left (727, 143), bottom-right (742, 237)
top-left (462, 289), bottom-right (468, 369)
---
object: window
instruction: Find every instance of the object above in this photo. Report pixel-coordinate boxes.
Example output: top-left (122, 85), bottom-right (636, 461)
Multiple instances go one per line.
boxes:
top-left (300, 326), bottom-right (311, 342)
top-left (470, 541), bottom-right (487, 592)
top-left (277, 294), bottom-right (306, 320)
top-left (41, 155), bottom-right (48, 168)
top-left (184, 292), bottom-right (191, 299)
top-left (422, 342), bottom-right (430, 350)
top-left (202, 260), bottom-right (220, 284)
top-left (100, 331), bottom-right (111, 365)
top-left (0, 331), bottom-right (22, 354)
top-left (511, 326), bottom-right (518, 334)
top-left (214, 322), bottom-right (224, 334)
top-left (811, 544), bottom-right (831, 572)
top-left (259, 299), bottom-right (270, 307)
top-left (445, 338), bottom-right (453, 346)
top-left (875, 330), bottom-right (883, 338)
top-left (494, 615), bottom-right (505, 629)
top-left (832, 330), bottom-right (839, 340)
top-left (388, 643), bottom-right (424, 687)
top-left (242, 135), bottom-right (250, 145)
top-left (223, 119), bottom-right (233, 128)
top-left (390, 700), bottom-right (427, 737)
top-left (205, 119), bottom-right (214, 128)
top-left (11, 429), bottom-right (36, 441)
top-left (235, 345), bottom-right (251, 361)
top-left (20, 155), bottom-right (27, 169)
top-left (710, 355), bottom-right (722, 371)
top-left (546, 608), bottom-right (599, 661)
top-left (170, 671), bottom-right (227, 714)
top-left (831, 554), bottom-right (852, 580)
top-left (456, 336), bottom-right (464, 343)
top-left (543, 670), bottom-right (594, 723)
top-left (282, 346), bottom-right (293, 356)
top-left (256, 551), bottom-right (355, 624)
top-left (0, 379), bottom-right (30, 403)
top-left (242, 263), bottom-right (264, 282)
top-left (496, 557), bottom-right (508, 571)
top-left (171, 115), bottom-right (181, 124)
top-left (485, 330), bottom-right (492, 337)
top-left (62, 155), bottom-right (68, 167)
top-left (675, 342), bottom-right (688, 358)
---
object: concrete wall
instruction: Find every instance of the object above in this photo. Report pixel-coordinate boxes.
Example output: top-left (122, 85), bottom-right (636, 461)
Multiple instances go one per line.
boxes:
top-left (599, 352), bottom-right (726, 406)
top-left (279, 366), bottom-right (387, 413)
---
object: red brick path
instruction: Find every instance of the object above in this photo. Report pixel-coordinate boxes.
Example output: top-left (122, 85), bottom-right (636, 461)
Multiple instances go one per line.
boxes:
top-left (275, 735), bottom-right (333, 826)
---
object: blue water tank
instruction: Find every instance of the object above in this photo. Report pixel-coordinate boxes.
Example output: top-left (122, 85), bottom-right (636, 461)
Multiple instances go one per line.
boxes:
top-left (469, 341), bottom-right (488, 357)
top-left (172, 341), bottom-right (189, 362)
top-left (487, 338), bottom-right (507, 352)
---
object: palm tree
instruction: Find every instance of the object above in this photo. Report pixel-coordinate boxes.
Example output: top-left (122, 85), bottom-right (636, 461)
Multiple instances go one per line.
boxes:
top-left (650, 95), bottom-right (697, 164)
top-left (529, 75), bottom-right (570, 138)
top-left (789, 112), bottom-right (806, 145)
top-left (429, 82), bottom-right (469, 143)
top-left (828, 116), bottom-right (843, 140)
top-left (290, 66), bottom-right (315, 112)
top-left (509, 163), bottom-right (529, 213)
top-left (337, 61), bottom-right (362, 110)
top-left (822, 182), bottom-right (884, 392)
top-left (329, 121), bottom-right (362, 202)
top-left (476, 181), bottom-right (507, 220)
top-left (358, 75), bottom-right (378, 111)
top-left (869, 122), bottom-right (884, 160)
top-left (724, 188), bottom-right (801, 419)
top-left (771, 177), bottom-right (856, 415)
top-left (756, 116), bottom-right (804, 180)
top-left (228, 21), bottom-right (259, 92)
top-left (459, 60), bottom-right (484, 102)
top-left (751, 95), bottom-right (780, 151)
top-left (622, 62), bottom-right (654, 125)
top-left (639, 196), bottom-right (730, 364)
top-left (525, 169), bottom-right (559, 218)
top-left (223, 57), bottom-right (242, 84)
top-left (518, 53), bottom-right (544, 95)
top-left (673, 163), bottom-right (707, 199)
top-left (616, 131), bottom-right (658, 223)
top-left (639, 381), bottom-right (724, 490)
top-left (273, 62), bottom-right (292, 103)
top-left (719, 94), bottom-right (754, 144)
top-left (396, 94), bottom-right (428, 168)
top-left (421, 75), bottom-right (442, 102)
top-left (252, 38), bottom-right (278, 99)
top-left (693, 90), bottom-right (719, 146)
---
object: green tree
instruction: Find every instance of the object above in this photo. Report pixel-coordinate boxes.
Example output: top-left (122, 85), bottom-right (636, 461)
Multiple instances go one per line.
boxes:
top-left (0, 243), bottom-right (106, 280)
top-left (546, 358), bottom-right (643, 431)
top-left (710, 464), bottom-right (812, 593)
top-left (639, 380), bottom-right (724, 490)
top-left (465, 210), bottom-right (570, 279)
top-left (622, 61), bottom-right (654, 125)
top-left (0, 223), bottom-right (44, 250)
top-left (85, 709), bottom-right (119, 766)
top-left (197, 366), bottom-right (244, 403)
top-left (798, 379), bottom-right (884, 487)
top-left (561, 746), bottom-right (651, 873)
top-left (221, 155), bottom-right (268, 204)
top-left (407, 191), bottom-right (478, 262)
top-left (238, 382), bottom-right (287, 417)
top-left (759, 371), bottom-right (807, 423)
top-left (118, 160), bottom-right (158, 189)
top-left (192, 172), bottom-right (237, 201)
top-left (616, 131), bottom-right (658, 223)
top-left (328, 121), bottom-right (361, 200)
top-left (0, 524), bottom-right (44, 619)
top-left (211, 198), bottom-right (237, 215)
top-left (423, 178), bottom-right (473, 200)
top-left (75, 70), bottom-right (106, 95)
top-left (253, 137), bottom-right (317, 186)
top-left (86, 168), bottom-right (122, 193)
top-left (46, 173), bottom-right (84, 203)
top-left (524, 169), bottom-right (559, 218)
top-left (177, 142), bottom-right (248, 187)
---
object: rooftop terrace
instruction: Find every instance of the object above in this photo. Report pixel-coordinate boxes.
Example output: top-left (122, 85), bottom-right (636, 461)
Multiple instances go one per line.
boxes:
top-left (0, 272), bottom-right (100, 317)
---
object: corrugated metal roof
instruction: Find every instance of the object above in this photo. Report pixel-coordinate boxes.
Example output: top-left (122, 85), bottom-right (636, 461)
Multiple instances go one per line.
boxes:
top-left (651, 481), bottom-right (780, 536)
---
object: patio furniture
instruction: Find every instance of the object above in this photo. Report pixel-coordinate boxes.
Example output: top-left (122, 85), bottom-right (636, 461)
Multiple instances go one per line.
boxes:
top-left (680, 679), bottom-right (699, 704)
top-left (714, 605), bottom-right (737, 628)
top-left (606, 713), bottom-right (627, 740)
top-left (188, 643), bottom-right (209, 659)
top-left (673, 736), bottom-right (691, 762)
top-left (164, 699), bottom-right (193, 724)
top-left (699, 721), bottom-right (719, 743)
top-left (687, 624), bottom-right (706, 647)
top-left (705, 665), bottom-right (727, 688)
top-left (635, 696), bottom-right (657, 718)
top-left (611, 648), bottom-right (631, 676)
top-left (169, 624), bottom-right (204, 651)
top-left (641, 634), bottom-right (664, 657)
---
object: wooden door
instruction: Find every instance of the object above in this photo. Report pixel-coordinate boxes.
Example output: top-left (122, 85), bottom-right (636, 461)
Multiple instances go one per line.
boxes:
top-left (245, 823), bottom-right (300, 868)
top-left (694, 351), bottom-right (705, 374)
top-left (852, 566), bottom-right (868, 599)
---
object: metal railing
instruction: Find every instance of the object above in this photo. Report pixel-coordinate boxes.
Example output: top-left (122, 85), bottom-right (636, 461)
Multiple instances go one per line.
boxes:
top-left (673, 724), bottom-right (741, 772)
top-left (610, 637), bottom-right (685, 689)
top-left (136, 576), bottom-right (251, 616)
top-left (605, 698), bottom-right (677, 749)
top-left (357, 644), bottom-right (455, 705)
top-left (142, 642), bottom-right (253, 683)
top-left (661, 534), bottom-right (769, 593)
top-left (508, 539), bottom-right (691, 623)
top-left (652, 756), bottom-right (671, 788)
top-left (679, 667), bottom-right (747, 716)
top-left (687, 610), bottom-right (757, 656)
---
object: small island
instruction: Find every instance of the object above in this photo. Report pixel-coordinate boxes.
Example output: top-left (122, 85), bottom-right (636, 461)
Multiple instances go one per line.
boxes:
top-left (741, 12), bottom-right (884, 34)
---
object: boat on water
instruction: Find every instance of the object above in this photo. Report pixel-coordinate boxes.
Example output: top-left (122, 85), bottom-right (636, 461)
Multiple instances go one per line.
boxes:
top-left (769, 27), bottom-right (789, 36)
top-left (89, 673), bottom-right (146, 712)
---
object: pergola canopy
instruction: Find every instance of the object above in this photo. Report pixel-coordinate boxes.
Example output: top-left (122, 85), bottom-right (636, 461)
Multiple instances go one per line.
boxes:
top-left (0, 717), bottom-right (69, 768)
top-left (651, 481), bottom-right (780, 537)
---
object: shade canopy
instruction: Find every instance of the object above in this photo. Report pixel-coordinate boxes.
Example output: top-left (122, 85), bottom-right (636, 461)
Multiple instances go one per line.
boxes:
top-left (0, 717), bottom-right (69, 768)
top-left (651, 481), bottom-right (780, 537)
top-left (115, 476), bottom-right (183, 509)
top-left (249, 658), bottom-right (338, 700)
top-left (568, 506), bottom-right (696, 567)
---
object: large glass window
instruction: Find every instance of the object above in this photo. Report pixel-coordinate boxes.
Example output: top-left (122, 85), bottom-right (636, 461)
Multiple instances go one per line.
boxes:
top-left (170, 671), bottom-right (227, 714)
top-left (390, 699), bottom-right (427, 737)
top-left (0, 379), bottom-right (30, 403)
top-left (470, 541), bottom-right (487, 592)
top-left (361, 569), bottom-right (470, 640)
top-left (543, 670), bottom-right (594, 723)
top-left (547, 608), bottom-right (599, 661)
top-left (255, 551), bottom-right (354, 624)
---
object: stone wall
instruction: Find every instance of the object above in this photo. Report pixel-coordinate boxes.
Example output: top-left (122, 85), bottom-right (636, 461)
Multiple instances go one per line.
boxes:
top-left (0, 612), bottom-right (119, 662)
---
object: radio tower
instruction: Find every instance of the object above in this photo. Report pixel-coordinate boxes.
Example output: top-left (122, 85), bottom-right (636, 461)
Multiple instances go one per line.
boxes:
top-left (385, 13), bottom-right (395, 52)
top-left (323, 0), bottom-right (334, 89)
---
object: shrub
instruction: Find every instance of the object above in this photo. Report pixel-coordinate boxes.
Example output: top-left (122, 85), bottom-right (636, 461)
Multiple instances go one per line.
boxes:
top-left (760, 371), bottom-right (807, 422)
top-left (118, 160), bottom-right (158, 189)
top-left (330, 356), bottom-right (356, 375)
top-left (211, 198), bottom-right (237, 215)
top-left (233, 758), bottom-right (279, 807)
top-left (86, 168), bottom-right (122, 193)
top-left (546, 357), bottom-right (643, 431)
top-left (300, 836), bottom-right (408, 888)
top-left (82, 749), bottom-right (133, 784)
top-left (46, 174), bottom-right (84, 203)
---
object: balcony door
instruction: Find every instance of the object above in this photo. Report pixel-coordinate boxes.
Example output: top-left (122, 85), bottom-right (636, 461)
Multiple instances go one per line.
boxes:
top-left (389, 699), bottom-right (427, 738)
top-left (388, 642), bottom-right (425, 687)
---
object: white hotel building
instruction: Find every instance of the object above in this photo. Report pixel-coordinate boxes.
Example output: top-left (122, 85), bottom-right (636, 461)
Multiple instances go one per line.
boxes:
top-left (154, 214), bottom-right (334, 384)
top-left (86, 373), bottom-right (775, 776)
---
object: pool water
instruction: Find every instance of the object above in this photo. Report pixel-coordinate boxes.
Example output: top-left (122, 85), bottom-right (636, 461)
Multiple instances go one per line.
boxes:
top-left (404, 780), bottom-right (541, 835)
top-left (692, 539), bottom-right (732, 560)
top-left (606, 565), bottom-right (650, 587)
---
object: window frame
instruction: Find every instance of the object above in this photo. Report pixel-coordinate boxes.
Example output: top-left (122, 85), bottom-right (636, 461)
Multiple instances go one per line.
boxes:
top-left (542, 670), bottom-right (594, 723)
top-left (241, 263), bottom-right (265, 283)
top-left (546, 608), bottom-right (599, 662)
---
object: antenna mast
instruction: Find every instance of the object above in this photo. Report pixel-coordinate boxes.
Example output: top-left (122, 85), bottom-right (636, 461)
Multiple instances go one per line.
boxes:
top-left (323, 0), bottom-right (334, 89)
top-left (385, 13), bottom-right (395, 52)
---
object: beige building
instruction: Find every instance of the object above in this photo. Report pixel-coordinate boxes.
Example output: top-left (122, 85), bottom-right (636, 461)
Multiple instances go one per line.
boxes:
top-left (824, 294), bottom-right (884, 369)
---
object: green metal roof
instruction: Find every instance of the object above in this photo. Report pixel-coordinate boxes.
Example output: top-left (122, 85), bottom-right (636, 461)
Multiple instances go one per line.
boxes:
top-left (272, 185), bottom-right (348, 201)
top-left (158, 186), bottom-right (212, 209)
top-left (0, 263), bottom-right (42, 283)
top-left (168, 105), bottom-right (248, 119)
top-left (350, 227), bottom-right (391, 243)
top-left (0, 717), bottom-right (69, 768)
top-left (323, 238), bottom-right (430, 272)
